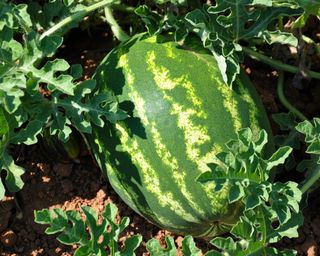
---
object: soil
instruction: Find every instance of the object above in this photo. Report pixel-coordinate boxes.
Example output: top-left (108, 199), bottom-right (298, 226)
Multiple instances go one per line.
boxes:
top-left (1, 17), bottom-right (320, 256)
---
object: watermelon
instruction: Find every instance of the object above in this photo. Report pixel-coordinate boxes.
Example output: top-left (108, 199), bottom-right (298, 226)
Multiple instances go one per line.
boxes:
top-left (86, 34), bottom-right (274, 238)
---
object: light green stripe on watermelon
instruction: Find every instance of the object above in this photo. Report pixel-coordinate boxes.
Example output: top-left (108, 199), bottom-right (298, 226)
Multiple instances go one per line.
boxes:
top-left (150, 121), bottom-right (205, 215)
top-left (171, 102), bottom-right (210, 160)
top-left (118, 54), bottom-right (149, 125)
top-left (115, 123), bottom-right (198, 223)
top-left (185, 48), bottom-right (243, 132)
top-left (106, 159), bottom-right (181, 229)
top-left (87, 34), bottom-right (274, 237)
top-left (215, 84), bottom-right (242, 131)
top-left (146, 51), bottom-right (203, 107)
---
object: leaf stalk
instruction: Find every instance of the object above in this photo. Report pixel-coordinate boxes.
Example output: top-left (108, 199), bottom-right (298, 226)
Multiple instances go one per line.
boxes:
top-left (104, 6), bottom-right (129, 42)
top-left (242, 46), bottom-right (320, 80)
top-left (277, 71), bottom-right (308, 121)
top-left (112, 4), bottom-right (135, 13)
top-left (40, 0), bottom-right (114, 40)
top-left (300, 164), bottom-right (320, 195)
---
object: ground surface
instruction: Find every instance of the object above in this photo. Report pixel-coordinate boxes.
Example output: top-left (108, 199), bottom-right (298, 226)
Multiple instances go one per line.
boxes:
top-left (1, 19), bottom-right (320, 256)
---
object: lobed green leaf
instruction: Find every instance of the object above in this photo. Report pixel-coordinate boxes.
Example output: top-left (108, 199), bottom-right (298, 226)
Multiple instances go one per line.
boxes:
top-left (267, 146), bottom-right (292, 171)
top-left (0, 149), bottom-right (24, 198)
top-left (35, 203), bottom-right (142, 255)
top-left (296, 118), bottom-right (320, 154)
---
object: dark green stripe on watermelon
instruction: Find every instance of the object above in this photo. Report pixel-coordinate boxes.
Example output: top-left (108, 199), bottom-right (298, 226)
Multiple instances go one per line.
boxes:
top-left (86, 34), bottom-right (274, 237)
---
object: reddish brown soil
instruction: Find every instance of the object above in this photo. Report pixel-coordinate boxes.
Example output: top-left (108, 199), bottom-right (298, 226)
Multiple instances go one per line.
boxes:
top-left (1, 20), bottom-right (320, 255)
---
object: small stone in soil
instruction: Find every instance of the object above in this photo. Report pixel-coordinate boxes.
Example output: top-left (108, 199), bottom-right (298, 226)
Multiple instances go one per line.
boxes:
top-left (307, 244), bottom-right (318, 256)
top-left (96, 189), bottom-right (106, 200)
top-left (55, 247), bottom-right (62, 253)
top-left (1, 229), bottom-right (17, 247)
top-left (301, 240), bottom-right (317, 255)
top-left (42, 175), bottom-right (51, 183)
top-left (175, 236), bottom-right (184, 248)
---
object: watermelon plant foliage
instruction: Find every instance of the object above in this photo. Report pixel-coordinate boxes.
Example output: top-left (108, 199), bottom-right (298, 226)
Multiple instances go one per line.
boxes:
top-left (0, 0), bottom-right (126, 200)
top-left (296, 118), bottom-right (320, 194)
top-left (136, 1), bottom-right (303, 86)
top-left (34, 203), bottom-right (142, 256)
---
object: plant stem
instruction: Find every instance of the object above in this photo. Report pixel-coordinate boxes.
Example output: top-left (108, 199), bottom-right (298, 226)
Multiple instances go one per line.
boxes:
top-left (242, 46), bottom-right (320, 80)
top-left (300, 164), bottom-right (320, 194)
top-left (278, 18), bottom-right (283, 29)
top-left (104, 6), bottom-right (129, 42)
top-left (112, 4), bottom-right (135, 13)
top-left (277, 71), bottom-right (308, 121)
top-left (40, 0), bottom-right (114, 40)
